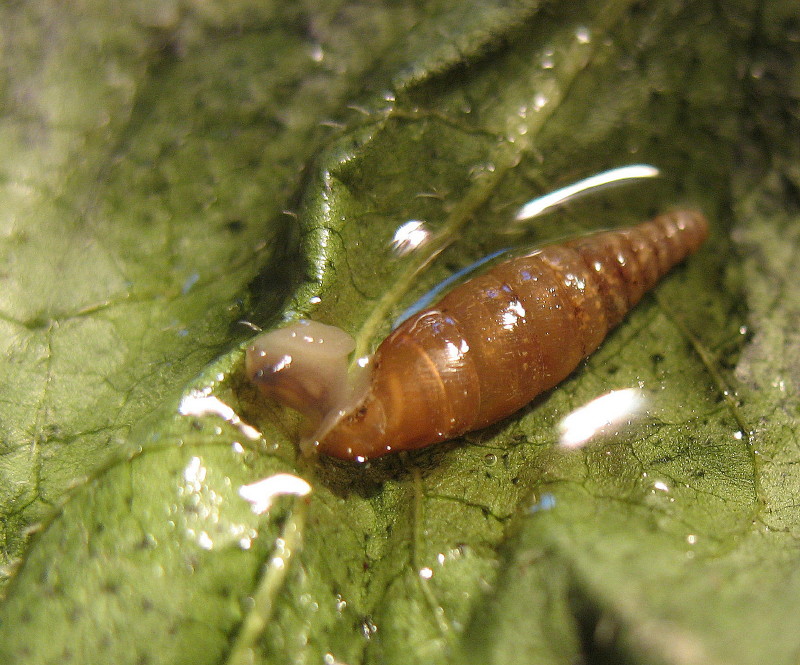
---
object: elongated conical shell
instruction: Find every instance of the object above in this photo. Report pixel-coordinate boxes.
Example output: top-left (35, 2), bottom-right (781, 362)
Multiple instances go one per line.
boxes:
top-left (315, 209), bottom-right (708, 460)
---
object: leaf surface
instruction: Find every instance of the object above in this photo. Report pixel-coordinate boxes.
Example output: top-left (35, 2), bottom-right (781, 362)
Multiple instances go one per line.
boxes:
top-left (0, 1), bottom-right (798, 664)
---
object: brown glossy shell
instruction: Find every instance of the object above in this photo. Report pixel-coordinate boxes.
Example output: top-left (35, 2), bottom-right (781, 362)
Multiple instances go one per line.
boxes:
top-left (318, 209), bottom-right (709, 460)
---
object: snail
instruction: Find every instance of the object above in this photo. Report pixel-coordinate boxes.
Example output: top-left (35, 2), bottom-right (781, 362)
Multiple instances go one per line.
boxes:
top-left (246, 209), bottom-right (709, 461)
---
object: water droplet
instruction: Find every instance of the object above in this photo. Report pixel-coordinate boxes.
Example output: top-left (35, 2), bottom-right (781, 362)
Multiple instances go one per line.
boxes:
top-left (484, 453), bottom-right (497, 466)
top-left (197, 531), bottom-right (213, 550)
top-left (182, 272), bottom-right (200, 295)
top-left (529, 493), bottom-right (556, 513)
top-left (772, 378), bottom-right (786, 392)
top-left (391, 220), bottom-right (430, 256)
top-left (310, 43), bottom-right (324, 62)
top-left (360, 617), bottom-right (378, 639)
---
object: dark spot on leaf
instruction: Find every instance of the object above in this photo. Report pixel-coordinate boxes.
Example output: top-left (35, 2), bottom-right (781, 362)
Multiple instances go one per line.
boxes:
top-left (22, 315), bottom-right (51, 330)
top-left (184, 503), bottom-right (201, 516)
top-left (42, 423), bottom-right (61, 439)
top-left (651, 455), bottom-right (675, 465)
top-left (225, 219), bottom-right (245, 234)
top-left (247, 154), bottom-right (263, 169)
top-left (650, 353), bottom-right (665, 364)
top-left (42, 581), bottom-right (62, 598)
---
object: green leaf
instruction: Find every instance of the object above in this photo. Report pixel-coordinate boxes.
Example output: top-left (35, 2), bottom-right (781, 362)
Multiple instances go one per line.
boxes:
top-left (1, 1), bottom-right (799, 664)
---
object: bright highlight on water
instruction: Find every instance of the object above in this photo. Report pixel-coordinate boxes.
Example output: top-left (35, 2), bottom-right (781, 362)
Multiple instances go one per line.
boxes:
top-left (558, 388), bottom-right (646, 448)
top-left (515, 164), bottom-right (660, 221)
top-left (239, 474), bottom-right (312, 515)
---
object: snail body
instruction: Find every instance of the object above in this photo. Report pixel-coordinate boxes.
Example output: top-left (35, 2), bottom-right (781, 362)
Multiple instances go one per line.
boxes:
top-left (247, 210), bottom-right (709, 461)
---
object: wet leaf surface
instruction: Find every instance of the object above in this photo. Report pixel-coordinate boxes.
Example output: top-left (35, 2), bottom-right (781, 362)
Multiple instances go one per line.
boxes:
top-left (0, 1), bottom-right (798, 664)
